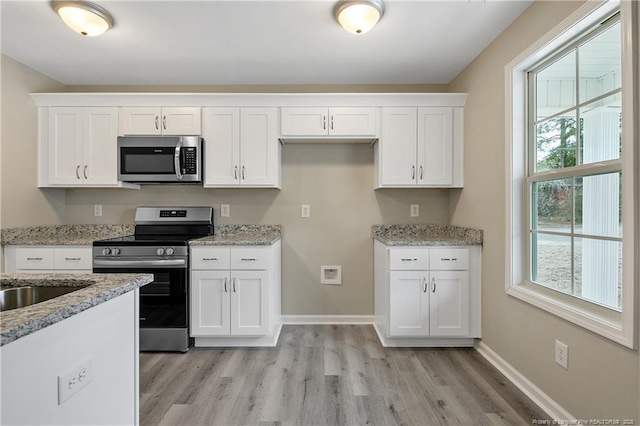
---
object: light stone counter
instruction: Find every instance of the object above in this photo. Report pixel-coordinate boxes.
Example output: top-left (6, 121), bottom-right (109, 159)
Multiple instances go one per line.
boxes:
top-left (373, 224), bottom-right (483, 246)
top-left (190, 225), bottom-right (282, 246)
top-left (1, 224), bottom-right (134, 246)
top-left (0, 273), bottom-right (152, 346)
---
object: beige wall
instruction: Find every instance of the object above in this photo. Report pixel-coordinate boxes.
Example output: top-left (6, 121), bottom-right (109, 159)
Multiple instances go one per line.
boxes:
top-left (65, 145), bottom-right (450, 315)
top-left (449, 0), bottom-right (639, 420)
top-left (0, 55), bottom-right (66, 229)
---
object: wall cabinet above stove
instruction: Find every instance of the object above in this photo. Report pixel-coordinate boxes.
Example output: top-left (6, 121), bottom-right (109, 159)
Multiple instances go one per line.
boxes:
top-left (119, 107), bottom-right (201, 136)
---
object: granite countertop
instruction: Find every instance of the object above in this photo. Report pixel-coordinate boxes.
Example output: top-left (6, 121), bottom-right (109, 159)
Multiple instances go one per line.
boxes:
top-left (373, 224), bottom-right (483, 246)
top-left (1, 225), bottom-right (134, 246)
top-left (190, 225), bottom-right (282, 246)
top-left (0, 273), bottom-right (152, 346)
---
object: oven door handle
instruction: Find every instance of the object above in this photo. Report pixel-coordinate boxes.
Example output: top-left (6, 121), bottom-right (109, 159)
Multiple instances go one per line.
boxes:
top-left (93, 259), bottom-right (187, 268)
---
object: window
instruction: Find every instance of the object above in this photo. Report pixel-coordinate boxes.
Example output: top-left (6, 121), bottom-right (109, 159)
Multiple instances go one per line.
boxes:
top-left (506, 0), bottom-right (637, 348)
top-left (528, 17), bottom-right (622, 311)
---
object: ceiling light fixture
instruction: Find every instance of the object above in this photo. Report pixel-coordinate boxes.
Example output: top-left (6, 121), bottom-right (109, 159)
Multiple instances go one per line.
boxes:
top-left (333, 0), bottom-right (384, 35)
top-left (51, 0), bottom-right (114, 37)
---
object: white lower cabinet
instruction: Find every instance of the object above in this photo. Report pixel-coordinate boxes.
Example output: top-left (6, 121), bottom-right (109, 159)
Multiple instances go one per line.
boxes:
top-left (4, 246), bottom-right (92, 273)
top-left (190, 242), bottom-right (281, 347)
top-left (375, 241), bottom-right (481, 347)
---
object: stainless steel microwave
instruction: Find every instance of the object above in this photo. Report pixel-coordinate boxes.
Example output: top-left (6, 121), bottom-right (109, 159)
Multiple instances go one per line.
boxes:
top-left (117, 136), bottom-right (202, 183)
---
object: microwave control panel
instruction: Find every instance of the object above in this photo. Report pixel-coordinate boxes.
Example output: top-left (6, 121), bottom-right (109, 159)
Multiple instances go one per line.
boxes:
top-left (184, 147), bottom-right (197, 174)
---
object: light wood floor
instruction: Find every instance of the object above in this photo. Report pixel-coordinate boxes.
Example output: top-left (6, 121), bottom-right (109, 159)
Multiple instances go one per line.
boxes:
top-left (140, 325), bottom-right (548, 425)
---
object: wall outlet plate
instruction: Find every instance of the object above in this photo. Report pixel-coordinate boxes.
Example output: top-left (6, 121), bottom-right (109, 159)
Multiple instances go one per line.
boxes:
top-left (301, 204), bottom-right (311, 218)
top-left (410, 204), bottom-right (419, 217)
top-left (58, 359), bottom-right (92, 405)
top-left (321, 265), bottom-right (342, 285)
top-left (220, 204), bottom-right (230, 217)
top-left (93, 204), bottom-right (102, 217)
top-left (555, 340), bottom-right (568, 369)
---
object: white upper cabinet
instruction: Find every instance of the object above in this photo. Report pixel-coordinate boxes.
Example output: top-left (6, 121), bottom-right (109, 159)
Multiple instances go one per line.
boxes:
top-left (42, 107), bottom-right (129, 188)
top-left (280, 107), bottom-right (377, 139)
top-left (119, 107), bottom-right (201, 135)
top-left (202, 107), bottom-right (280, 188)
top-left (375, 106), bottom-right (463, 188)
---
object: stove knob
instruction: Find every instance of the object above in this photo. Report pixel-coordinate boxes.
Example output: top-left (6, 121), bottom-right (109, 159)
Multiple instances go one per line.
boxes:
top-left (156, 248), bottom-right (165, 256)
top-left (113, 248), bottom-right (121, 255)
top-left (166, 248), bottom-right (175, 256)
top-left (102, 248), bottom-right (111, 256)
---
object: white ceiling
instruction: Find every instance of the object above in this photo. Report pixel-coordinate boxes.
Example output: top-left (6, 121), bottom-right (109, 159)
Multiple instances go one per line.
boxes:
top-left (0, 0), bottom-right (533, 86)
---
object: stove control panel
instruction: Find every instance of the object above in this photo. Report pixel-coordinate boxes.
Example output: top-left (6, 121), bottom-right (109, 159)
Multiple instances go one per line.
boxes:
top-left (93, 246), bottom-right (187, 258)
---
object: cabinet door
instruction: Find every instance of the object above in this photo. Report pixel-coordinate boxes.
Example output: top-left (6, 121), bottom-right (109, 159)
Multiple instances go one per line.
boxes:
top-left (190, 270), bottom-right (231, 336)
top-left (83, 108), bottom-right (119, 185)
top-left (119, 107), bottom-right (162, 135)
top-left (47, 107), bottom-right (84, 185)
top-left (417, 107), bottom-right (453, 186)
top-left (240, 108), bottom-right (279, 187)
top-left (379, 108), bottom-right (418, 186)
top-left (389, 271), bottom-right (429, 337)
top-left (54, 247), bottom-right (92, 271)
top-left (230, 270), bottom-right (269, 336)
top-left (280, 107), bottom-right (327, 136)
top-left (202, 108), bottom-right (241, 186)
top-left (329, 107), bottom-right (376, 136)
top-left (161, 107), bottom-right (201, 135)
top-left (429, 271), bottom-right (469, 337)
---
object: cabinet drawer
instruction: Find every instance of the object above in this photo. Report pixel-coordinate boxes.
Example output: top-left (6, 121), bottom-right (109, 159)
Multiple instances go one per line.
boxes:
top-left (191, 248), bottom-right (231, 270)
top-left (389, 249), bottom-right (429, 270)
top-left (231, 248), bottom-right (269, 270)
top-left (429, 249), bottom-right (469, 270)
top-left (15, 248), bottom-right (55, 270)
top-left (54, 247), bottom-right (92, 270)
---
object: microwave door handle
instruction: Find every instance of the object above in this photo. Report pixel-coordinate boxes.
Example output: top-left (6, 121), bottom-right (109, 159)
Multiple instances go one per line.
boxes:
top-left (174, 142), bottom-right (184, 180)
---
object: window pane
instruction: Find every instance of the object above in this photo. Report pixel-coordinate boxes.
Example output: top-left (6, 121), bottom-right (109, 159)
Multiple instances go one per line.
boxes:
top-left (533, 178), bottom-right (573, 232)
top-left (574, 172), bottom-right (622, 238)
top-left (579, 94), bottom-right (621, 164)
top-left (578, 22), bottom-right (621, 103)
top-left (574, 237), bottom-right (622, 310)
top-left (536, 113), bottom-right (577, 172)
top-left (532, 233), bottom-right (572, 294)
top-left (535, 51), bottom-right (576, 120)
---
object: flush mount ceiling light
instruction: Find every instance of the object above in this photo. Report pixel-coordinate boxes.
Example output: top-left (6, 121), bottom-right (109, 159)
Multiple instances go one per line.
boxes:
top-left (333, 0), bottom-right (385, 35)
top-left (51, 0), bottom-right (114, 37)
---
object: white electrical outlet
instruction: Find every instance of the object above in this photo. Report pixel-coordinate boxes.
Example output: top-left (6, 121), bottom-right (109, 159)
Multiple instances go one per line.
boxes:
top-left (555, 340), bottom-right (568, 370)
top-left (58, 359), bottom-right (92, 405)
top-left (220, 204), bottom-right (230, 217)
top-left (93, 204), bottom-right (102, 217)
top-left (301, 204), bottom-right (311, 218)
top-left (410, 204), bottom-right (419, 217)
top-left (321, 265), bottom-right (342, 285)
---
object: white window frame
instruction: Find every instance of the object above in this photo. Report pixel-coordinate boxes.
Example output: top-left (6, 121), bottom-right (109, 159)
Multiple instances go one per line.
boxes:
top-left (505, 0), bottom-right (638, 349)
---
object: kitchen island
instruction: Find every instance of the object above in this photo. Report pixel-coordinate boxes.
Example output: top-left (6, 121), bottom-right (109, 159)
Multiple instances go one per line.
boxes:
top-left (0, 272), bottom-right (152, 426)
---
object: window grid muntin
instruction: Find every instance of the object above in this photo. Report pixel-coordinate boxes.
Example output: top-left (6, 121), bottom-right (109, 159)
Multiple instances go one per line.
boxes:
top-left (526, 13), bottom-right (622, 311)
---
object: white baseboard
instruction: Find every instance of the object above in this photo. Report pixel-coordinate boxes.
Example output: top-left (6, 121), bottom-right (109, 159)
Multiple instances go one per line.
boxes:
top-left (474, 341), bottom-right (575, 421)
top-left (280, 315), bottom-right (374, 325)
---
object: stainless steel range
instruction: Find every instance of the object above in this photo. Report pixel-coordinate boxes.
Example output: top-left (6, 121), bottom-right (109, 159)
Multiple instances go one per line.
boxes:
top-left (92, 206), bottom-right (214, 352)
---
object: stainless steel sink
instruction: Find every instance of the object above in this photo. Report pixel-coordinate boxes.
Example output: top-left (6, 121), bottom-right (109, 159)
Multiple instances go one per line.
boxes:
top-left (0, 286), bottom-right (85, 312)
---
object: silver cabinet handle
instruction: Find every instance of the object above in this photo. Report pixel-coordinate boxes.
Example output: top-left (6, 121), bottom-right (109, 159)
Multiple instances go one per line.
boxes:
top-left (234, 166), bottom-right (238, 180)
top-left (163, 115), bottom-right (167, 130)
top-left (330, 115), bottom-right (334, 130)
top-left (411, 166), bottom-right (415, 180)
top-left (423, 277), bottom-right (427, 293)
top-left (432, 277), bottom-right (436, 293)
top-left (155, 115), bottom-right (159, 130)
top-left (401, 258), bottom-right (418, 262)
top-left (242, 166), bottom-right (246, 180)
top-left (440, 258), bottom-right (458, 261)
top-left (202, 257), bottom-right (218, 261)
top-left (76, 165), bottom-right (80, 179)
top-left (26, 257), bottom-right (43, 261)
top-left (224, 277), bottom-right (228, 293)
top-left (241, 258), bottom-right (257, 261)
top-left (323, 115), bottom-right (326, 130)
top-left (419, 165), bottom-right (423, 179)
top-left (232, 278), bottom-right (237, 293)
top-left (83, 165), bottom-right (88, 179)
top-left (65, 257), bottom-right (81, 261)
